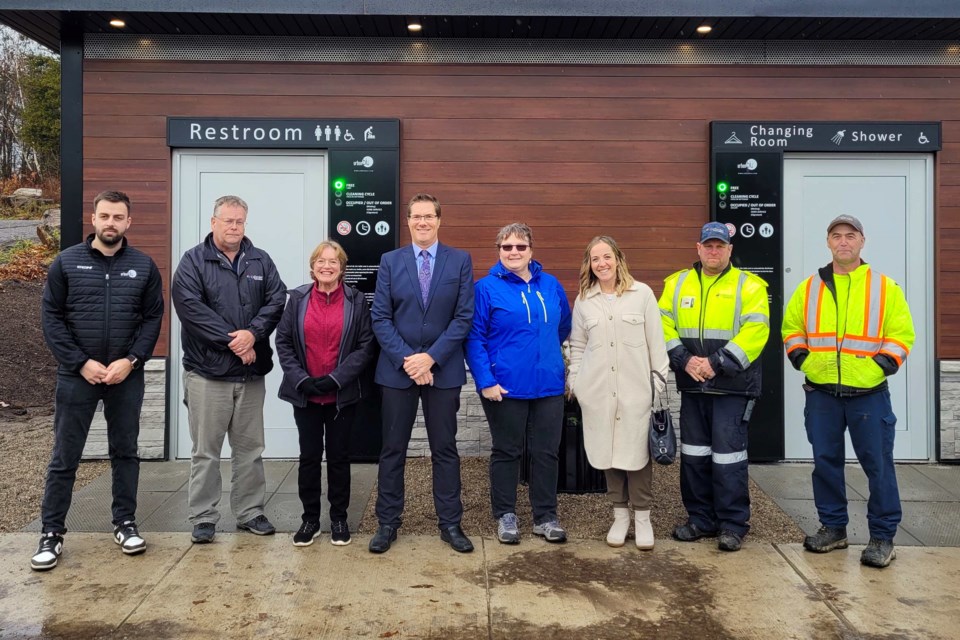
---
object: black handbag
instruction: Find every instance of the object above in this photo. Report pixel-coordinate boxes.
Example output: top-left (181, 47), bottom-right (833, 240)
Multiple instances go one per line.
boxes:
top-left (649, 371), bottom-right (677, 465)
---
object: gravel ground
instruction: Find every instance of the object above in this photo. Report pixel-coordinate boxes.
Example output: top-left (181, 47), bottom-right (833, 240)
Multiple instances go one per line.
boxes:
top-left (359, 456), bottom-right (804, 543)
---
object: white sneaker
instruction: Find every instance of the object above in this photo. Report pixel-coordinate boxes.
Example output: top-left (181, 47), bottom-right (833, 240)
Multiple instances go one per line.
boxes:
top-left (606, 508), bottom-right (631, 547)
top-left (635, 510), bottom-right (654, 550)
top-left (113, 521), bottom-right (146, 555)
top-left (31, 532), bottom-right (64, 571)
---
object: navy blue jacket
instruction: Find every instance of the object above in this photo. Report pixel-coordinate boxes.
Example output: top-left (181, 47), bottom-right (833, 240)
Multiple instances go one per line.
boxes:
top-left (371, 242), bottom-right (474, 389)
top-left (42, 235), bottom-right (164, 372)
top-left (465, 260), bottom-right (571, 399)
top-left (171, 233), bottom-right (286, 381)
top-left (275, 282), bottom-right (377, 409)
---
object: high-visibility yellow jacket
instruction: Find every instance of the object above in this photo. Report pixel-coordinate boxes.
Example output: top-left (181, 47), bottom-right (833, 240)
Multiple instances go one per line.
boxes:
top-left (782, 262), bottom-right (914, 394)
top-left (658, 262), bottom-right (770, 397)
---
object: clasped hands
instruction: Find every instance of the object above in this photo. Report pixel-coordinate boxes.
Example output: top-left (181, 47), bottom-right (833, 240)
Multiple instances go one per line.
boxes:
top-left (300, 375), bottom-right (339, 396)
top-left (228, 329), bottom-right (257, 365)
top-left (80, 358), bottom-right (132, 385)
top-left (403, 352), bottom-right (435, 386)
top-left (685, 356), bottom-right (716, 383)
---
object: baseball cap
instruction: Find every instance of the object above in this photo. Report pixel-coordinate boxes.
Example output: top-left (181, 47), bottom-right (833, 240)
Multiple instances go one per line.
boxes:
top-left (827, 214), bottom-right (864, 235)
top-left (700, 221), bottom-right (731, 244)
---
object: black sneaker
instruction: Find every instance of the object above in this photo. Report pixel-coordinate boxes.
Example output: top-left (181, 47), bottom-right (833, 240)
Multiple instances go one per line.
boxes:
top-left (672, 522), bottom-right (718, 542)
top-left (191, 522), bottom-right (216, 544)
top-left (718, 530), bottom-right (743, 552)
top-left (237, 514), bottom-right (276, 536)
top-left (860, 538), bottom-right (896, 568)
top-left (803, 526), bottom-right (848, 553)
top-left (113, 520), bottom-right (146, 555)
top-left (330, 520), bottom-right (352, 546)
top-left (30, 532), bottom-right (64, 571)
top-left (293, 521), bottom-right (321, 547)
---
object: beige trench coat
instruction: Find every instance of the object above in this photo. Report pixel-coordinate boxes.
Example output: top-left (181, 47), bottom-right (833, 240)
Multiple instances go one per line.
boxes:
top-left (567, 281), bottom-right (670, 470)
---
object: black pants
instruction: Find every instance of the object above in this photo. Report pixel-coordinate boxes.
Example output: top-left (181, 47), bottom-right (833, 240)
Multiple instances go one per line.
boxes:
top-left (481, 395), bottom-right (563, 524)
top-left (375, 384), bottom-right (462, 529)
top-left (293, 402), bottom-right (354, 523)
top-left (41, 369), bottom-right (145, 533)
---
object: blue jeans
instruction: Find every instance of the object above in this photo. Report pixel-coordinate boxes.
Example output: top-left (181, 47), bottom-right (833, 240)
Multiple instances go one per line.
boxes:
top-left (804, 387), bottom-right (901, 540)
top-left (41, 369), bottom-right (145, 533)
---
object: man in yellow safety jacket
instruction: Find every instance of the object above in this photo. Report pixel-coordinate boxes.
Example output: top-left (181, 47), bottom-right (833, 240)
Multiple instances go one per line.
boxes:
top-left (782, 214), bottom-right (914, 569)
top-left (659, 221), bottom-right (770, 552)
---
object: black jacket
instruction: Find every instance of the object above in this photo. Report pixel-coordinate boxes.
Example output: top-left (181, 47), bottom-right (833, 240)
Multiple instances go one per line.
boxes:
top-left (42, 235), bottom-right (164, 372)
top-left (275, 282), bottom-right (377, 409)
top-left (171, 233), bottom-right (286, 381)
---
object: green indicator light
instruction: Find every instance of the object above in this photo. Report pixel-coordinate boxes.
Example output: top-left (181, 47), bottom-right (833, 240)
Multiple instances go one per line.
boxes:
top-left (716, 181), bottom-right (729, 193)
top-left (333, 179), bottom-right (345, 190)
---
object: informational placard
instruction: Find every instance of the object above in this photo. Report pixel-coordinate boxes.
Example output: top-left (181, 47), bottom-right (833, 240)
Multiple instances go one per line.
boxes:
top-left (329, 149), bottom-right (399, 300)
top-left (168, 118), bottom-right (400, 149)
top-left (712, 121), bottom-right (941, 152)
top-left (712, 141), bottom-right (785, 461)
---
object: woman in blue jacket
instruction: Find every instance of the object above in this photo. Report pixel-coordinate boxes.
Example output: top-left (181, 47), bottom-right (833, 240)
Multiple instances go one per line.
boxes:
top-left (465, 223), bottom-right (572, 544)
top-left (275, 240), bottom-right (376, 548)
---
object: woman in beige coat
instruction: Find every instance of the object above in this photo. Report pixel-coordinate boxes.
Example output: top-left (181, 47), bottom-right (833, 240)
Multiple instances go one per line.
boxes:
top-left (567, 236), bottom-right (669, 549)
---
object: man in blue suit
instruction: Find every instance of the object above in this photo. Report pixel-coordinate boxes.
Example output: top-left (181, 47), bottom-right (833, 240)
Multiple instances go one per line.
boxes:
top-left (368, 193), bottom-right (476, 554)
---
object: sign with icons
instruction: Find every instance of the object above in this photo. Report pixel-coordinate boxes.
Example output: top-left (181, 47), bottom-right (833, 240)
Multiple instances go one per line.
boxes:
top-left (712, 121), bottom-right (941, 152)
top-left (167, 118), bottom-right (400, 149)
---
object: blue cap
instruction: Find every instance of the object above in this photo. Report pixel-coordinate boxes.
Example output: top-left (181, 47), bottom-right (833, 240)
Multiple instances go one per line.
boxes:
top-left (700, 221), bottom-right (731, 244)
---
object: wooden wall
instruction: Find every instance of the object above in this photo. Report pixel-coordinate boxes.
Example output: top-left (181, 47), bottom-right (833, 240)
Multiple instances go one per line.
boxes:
top-left (83, 61), bottom-right (960, 357)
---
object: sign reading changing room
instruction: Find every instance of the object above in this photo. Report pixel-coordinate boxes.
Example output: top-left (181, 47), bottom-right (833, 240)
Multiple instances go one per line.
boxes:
top-left (168, 118), bottom-right (399, 149)
top-left (712, 121), bottom-right (941, 152)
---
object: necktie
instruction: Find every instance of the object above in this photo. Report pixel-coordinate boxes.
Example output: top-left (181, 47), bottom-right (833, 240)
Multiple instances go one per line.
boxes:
top-left (419, 249), bottom-right (431, 306)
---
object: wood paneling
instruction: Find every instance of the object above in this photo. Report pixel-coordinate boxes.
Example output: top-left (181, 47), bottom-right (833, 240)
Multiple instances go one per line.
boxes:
top-left (82, 61), bottom-right (960, 357)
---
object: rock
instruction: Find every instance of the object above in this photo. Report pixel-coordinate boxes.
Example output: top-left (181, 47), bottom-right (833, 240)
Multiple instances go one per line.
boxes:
top-left (36, 207), bottom-right (60, 249)
top-left (40, 208), bottom-right (60, 227)
top-left (9, 188), bottom-right (43, 208)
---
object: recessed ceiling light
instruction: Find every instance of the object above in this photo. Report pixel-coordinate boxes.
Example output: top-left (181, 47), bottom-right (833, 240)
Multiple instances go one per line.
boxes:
top-left (109, 19), bottom-right (126, 28)
top-left (407, 23), bottom-right (422, 32)
top-left (696, 24), bottom-right (712, 34)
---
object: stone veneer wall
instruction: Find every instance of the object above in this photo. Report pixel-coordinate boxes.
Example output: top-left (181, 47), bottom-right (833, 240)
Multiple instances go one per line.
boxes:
top-left (82, 359), bottom-right (166, 460)
top-left (939, 361), bottom-right (960, 461)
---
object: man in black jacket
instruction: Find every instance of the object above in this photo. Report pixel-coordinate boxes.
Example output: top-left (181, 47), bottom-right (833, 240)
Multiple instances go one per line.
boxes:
top-left (171, 195), bottom-right (286, 544)
top-left (32, 190), bottom-right (164, 571)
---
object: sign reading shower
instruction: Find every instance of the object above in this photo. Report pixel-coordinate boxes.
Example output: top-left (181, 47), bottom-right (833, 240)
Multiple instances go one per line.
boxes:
top-left (167, 117), bottom-right (401, 298)
top-left (712, 121), bottom-right (941, 152)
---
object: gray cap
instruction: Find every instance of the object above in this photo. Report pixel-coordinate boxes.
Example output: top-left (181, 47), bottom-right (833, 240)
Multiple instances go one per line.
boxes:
top-left (827, 214), bottom-right (864, 234)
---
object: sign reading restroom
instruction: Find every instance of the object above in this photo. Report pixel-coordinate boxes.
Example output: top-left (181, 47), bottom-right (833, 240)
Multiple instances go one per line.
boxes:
top-left (167, 118), bottom-right (400, 149)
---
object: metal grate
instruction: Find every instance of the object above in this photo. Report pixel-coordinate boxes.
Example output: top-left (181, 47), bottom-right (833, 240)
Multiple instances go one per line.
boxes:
top-left (85, 34), bottom-right (960, 66)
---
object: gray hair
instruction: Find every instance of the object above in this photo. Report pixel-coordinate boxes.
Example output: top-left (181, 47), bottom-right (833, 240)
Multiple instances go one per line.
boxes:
top-left (495, 222), bottom-right (533, 248)
top-left (213, 195), bottom-right (249, 217)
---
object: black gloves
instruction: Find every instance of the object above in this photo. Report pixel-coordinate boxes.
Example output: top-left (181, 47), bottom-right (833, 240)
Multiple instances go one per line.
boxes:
top-left (300, 375), bottom-right (339, 396)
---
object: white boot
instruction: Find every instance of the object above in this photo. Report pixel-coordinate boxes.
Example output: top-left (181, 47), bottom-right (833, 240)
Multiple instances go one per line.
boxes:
top-left (635, 510), bottom-right (654, 550)
top-left (606, 508), bottom-right (631, 547)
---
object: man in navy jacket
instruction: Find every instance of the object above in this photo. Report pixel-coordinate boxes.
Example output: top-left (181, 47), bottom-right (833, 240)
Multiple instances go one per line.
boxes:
top-left (368, 193), bottom-right (475, 554)
top-left (33, 190), bottom-right (163, 571)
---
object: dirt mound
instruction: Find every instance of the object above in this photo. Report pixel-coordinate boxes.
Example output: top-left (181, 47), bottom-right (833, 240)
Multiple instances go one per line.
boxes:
top-left (0, 279), bottom-right (57, 409)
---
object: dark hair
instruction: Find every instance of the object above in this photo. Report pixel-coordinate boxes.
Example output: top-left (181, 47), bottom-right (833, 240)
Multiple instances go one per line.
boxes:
top-left (93, 190), bottom-right (131, 214)
top-left (407, 193), bottom-right (441, 218)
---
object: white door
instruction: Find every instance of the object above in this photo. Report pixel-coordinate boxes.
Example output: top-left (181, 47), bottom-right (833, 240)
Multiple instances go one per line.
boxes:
top-left (171, 150), bottom-right (327, 458)
top-left (782, 154), bottom-right (933, 460)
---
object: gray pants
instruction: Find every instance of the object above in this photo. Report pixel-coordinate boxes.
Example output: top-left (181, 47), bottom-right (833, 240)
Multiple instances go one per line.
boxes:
top-left (184, 370), bottom-right (266, 526)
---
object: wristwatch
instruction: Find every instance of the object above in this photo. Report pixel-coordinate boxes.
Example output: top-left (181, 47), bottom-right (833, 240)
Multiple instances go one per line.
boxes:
top-left (126, 355), bottom-right (141, 370)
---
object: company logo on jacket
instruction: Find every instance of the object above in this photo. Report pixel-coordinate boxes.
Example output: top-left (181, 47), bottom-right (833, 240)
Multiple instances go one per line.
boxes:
top-left (120, 270), bottom-right (138, 278)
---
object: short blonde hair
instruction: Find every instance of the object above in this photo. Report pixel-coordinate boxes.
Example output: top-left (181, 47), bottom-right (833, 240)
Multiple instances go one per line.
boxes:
top-left (308, 240), bottom-right (348, 283)
top-left (578, 235), bottom-right (634, 298)
top-left (495, 222), bottom-right (533, 248)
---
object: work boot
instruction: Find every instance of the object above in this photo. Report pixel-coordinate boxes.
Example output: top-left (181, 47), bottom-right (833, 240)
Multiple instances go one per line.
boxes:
top-left (634, 510), bottom-right (654, 550)
top-left (672, 522), bottom-right (717, 542)
top-left (860, 538), bottom-right (896, 568)
top-left (606, 508), bottom-right (631, 547)
top-left (718, 530), bottom-right (743, 552)
top-left (803, 526), bottom-right (848, 553)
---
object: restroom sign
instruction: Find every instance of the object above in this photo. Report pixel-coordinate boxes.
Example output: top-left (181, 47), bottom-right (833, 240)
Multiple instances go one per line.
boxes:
top-left (167, 118), bottom-right (400, 149)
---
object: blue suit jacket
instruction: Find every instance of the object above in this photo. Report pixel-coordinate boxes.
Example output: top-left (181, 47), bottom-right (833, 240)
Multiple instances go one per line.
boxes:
top-left (372, 242), bottom-right (475, 389)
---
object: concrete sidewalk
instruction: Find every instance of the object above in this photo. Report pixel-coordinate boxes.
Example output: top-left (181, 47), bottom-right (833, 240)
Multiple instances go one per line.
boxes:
top-left (1, 533), bottom-right (956, 639)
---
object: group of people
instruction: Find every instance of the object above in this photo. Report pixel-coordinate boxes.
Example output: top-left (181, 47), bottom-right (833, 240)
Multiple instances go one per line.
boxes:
top-left (30, 190), bottom-right (914, 573)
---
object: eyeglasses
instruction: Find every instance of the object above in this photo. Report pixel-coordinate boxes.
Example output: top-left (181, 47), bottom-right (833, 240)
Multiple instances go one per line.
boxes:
top-left (409, 214), bottom-right (438, 222)
top-left (498, 244), bottom-right (529, 252)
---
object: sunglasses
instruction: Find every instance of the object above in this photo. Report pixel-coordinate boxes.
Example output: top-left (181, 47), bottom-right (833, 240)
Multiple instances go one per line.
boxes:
top-left (498, 244), bottom-right (529, 252)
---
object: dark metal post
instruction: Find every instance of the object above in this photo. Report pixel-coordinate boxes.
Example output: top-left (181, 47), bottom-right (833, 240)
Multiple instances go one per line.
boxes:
top-left (59, 13), bottom-right (83, 249)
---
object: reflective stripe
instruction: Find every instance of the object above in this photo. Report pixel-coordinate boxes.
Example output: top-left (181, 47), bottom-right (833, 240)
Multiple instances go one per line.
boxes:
top-left (880, 339), bottom-right (910, 364)
top-left (666, 338), bottom-right (683, 351)
top-left (864, 270), bottom-right (883, 337)
top-left (681, 444), bottom-right (712, 457)
top-left (784, 334), bottom-right (807, 353)
top-left (712, 450), bottom-right (748, 464)
top-left (808, 335), bottom-right (838, 351)
top-left (679, 328), bottom-right (700, 339)
top-left (660, 308), bottom-right (674, 319)
top-left (703, 329), bottom-right (734, 340)
top-left (725, 341), bottom-right (750, 368)
top-left (673, 271), bottom-right (690, 327)
top-left (840, 336), bottom-right (881, 356)
top-left (740, 312), bottom-right (769, 325)
top-left (732, 271), bottom-right (747, 336)
top-left (805, 275), bottom-right (822, 334)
